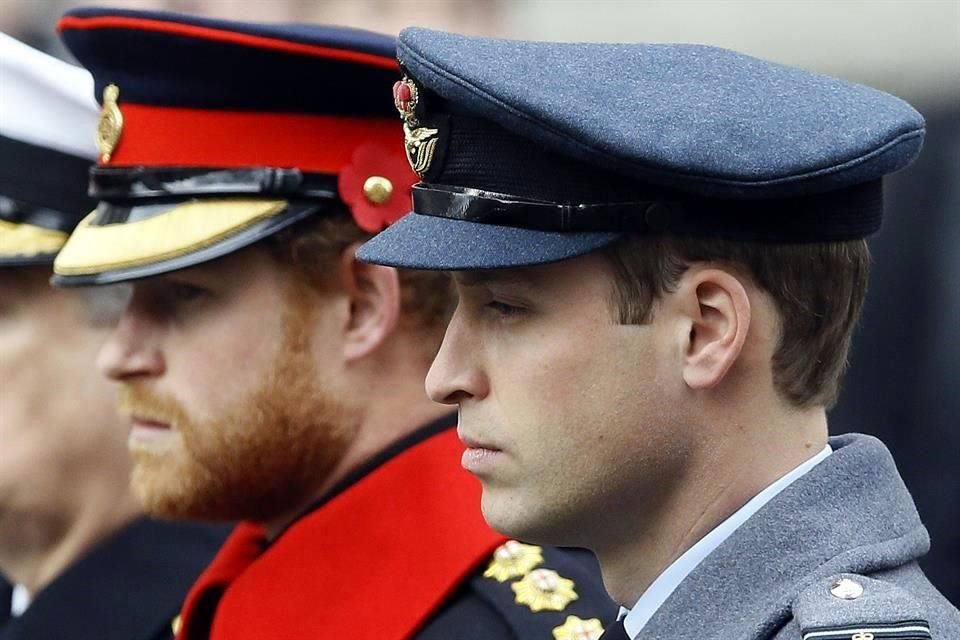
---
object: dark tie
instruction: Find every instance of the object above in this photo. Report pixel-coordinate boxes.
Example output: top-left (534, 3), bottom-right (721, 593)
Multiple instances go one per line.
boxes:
top-left (599, 620), bottom-right (631, 640)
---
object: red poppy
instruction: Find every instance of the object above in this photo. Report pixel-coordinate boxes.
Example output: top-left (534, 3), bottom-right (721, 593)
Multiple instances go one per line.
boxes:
top-left (338, 143), bottom-right (416, 232)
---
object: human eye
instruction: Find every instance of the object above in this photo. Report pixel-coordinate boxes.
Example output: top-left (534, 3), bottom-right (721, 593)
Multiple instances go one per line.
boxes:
top-left (169, 282), bottom-right (209, 303)
top-left (150, 279), bottom-right (214, 314)
top-left (485, 299), bottom-right (526, 318)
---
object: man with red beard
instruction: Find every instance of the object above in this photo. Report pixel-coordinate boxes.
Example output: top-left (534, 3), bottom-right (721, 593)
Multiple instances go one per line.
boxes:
top-left (52, 8), bottom-right (616, 640)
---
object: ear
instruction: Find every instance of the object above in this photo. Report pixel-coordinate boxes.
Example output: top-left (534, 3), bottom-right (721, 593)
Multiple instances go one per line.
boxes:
top-left (677, 267), bottom-right (751, 390)
top-left (339, 242), bottom-right (401, 363)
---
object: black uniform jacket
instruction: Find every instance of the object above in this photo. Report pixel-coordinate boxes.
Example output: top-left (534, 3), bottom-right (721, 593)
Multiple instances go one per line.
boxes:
top-left (0, 518), bottom-right (228, 640)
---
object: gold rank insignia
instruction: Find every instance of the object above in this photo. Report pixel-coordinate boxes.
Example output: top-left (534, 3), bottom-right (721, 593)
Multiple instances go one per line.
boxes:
top-left (392, 77), bottom-right (439, 177)
top-left (552, 615), bottom-right (605, 640)
top-left (484, 540), bottom-right (544, 582)
top-left (512, 568), bottom-right (579, 612)
top-left (96, 83), bottom-right (123, 163)
top-left (170, 613), bottom-right (182, 636)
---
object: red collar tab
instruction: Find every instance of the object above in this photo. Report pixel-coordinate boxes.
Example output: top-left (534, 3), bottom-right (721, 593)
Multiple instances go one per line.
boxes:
top-left (177, 427), bottom-right (506, 640)
top-left (175, 522), bottom-right (265, 640)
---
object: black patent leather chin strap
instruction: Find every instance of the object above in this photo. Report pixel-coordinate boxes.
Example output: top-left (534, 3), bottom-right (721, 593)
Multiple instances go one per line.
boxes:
top-left (0, 195), bottom-right (79, 233)
top-left (411, 181), bottom-right (883, 242)
top-left (412, 183), bottom-right (683, 232)
top-left (90, 166), bottom-right (339, 201)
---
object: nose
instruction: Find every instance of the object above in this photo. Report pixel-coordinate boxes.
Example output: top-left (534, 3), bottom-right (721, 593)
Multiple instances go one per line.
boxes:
top-left (425, 308), bottom-right (489, 405)
top-left (96, 296), bottom-right (165, 381)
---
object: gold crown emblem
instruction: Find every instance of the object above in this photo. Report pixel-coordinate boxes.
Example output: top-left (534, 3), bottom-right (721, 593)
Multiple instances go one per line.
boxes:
top-left (96, 84), bottom-right (123, 163)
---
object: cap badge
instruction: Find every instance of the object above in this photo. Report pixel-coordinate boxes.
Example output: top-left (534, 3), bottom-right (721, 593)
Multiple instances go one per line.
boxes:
top-left (402, 122), bottom-right (439, 177)
top-left (96, 84), bottom-right (124, 163)
top-left (484, 540), bottom-right (544, 582)
top-left (393, 78), bottom-right (438, 177)
top-left (511, 568), bottom-right (579, 612)
top-left (551, 616), bottom-right (605, 640)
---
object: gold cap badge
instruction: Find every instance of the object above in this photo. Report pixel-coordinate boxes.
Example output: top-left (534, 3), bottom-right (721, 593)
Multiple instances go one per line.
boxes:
top-left (96, 84), bottom-right (123, 163)
top-left (552, 616), bottom-right (605, 640)
top-left (392, 77), bottom-right (438, 177)
top-left (511, 568), bottom-right (579, 612)
top-left (484, 540), bottom-right (544, 582)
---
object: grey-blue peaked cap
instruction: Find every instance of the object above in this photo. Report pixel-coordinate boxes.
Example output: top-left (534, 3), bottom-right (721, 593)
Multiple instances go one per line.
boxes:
top-left (356, 28), bottom-right (925, 270)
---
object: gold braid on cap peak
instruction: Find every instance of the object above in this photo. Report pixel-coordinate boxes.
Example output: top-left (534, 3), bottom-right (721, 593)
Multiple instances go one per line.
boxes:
top-left (54, 199), bottom-right (287, 275)
top-left (0, 220), bottom-right (69, 258)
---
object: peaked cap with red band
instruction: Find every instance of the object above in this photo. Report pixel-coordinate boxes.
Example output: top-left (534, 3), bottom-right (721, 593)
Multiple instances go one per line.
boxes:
top-left (52, 7), bottom-right (415, 286)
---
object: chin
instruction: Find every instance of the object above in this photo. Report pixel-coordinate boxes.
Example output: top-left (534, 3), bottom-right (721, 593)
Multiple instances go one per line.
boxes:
top-left (481, 491), bottom-right (548, 544)
top-left (481, 488), bottom-right (591, 547)
top-left (130, 460), bottom-right (235, 521)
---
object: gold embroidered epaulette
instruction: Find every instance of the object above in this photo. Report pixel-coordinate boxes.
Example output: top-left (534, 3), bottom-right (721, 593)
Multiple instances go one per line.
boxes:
top-left (484, 540), bottom-right (587, 615)
top-left (552, 615), bottom-right (605, 640)
top-left (484, 539), bottom-right (544, 582)
top-left (512, 568), bottom-right (579, 612)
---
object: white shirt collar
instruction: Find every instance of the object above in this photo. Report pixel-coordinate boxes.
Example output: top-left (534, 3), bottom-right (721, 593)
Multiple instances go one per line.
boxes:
top-left (11, 583), bottom-right (30, 617)
top-left (619, 444), bottom-right (832, 638)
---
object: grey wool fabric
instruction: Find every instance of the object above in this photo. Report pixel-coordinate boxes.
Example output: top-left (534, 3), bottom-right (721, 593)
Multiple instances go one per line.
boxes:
top-left (635, 434), bottom-right (959, 639)
top-left (357, 30), bottom-right (924, 270)
top-left (395, 29), bottom-right (923, 199)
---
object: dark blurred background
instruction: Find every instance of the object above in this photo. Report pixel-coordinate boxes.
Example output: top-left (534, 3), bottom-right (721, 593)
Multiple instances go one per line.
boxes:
top-left (3, 0), bottom-right (957, 604)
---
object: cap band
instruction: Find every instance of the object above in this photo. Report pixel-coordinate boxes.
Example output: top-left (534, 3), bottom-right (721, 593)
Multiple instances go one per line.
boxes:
top-left (99, 103), bottom-right (399, 172)
top-left (0, 133), bottom-right (96, 218)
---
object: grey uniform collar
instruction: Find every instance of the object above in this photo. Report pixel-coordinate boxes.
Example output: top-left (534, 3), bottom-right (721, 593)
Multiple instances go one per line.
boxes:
top-left (639, 433), bottom-right (929, 638)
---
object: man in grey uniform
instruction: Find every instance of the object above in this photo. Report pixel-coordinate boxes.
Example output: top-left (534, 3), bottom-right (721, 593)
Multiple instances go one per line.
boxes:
top-left (357, 29), bottom-right (960, 639)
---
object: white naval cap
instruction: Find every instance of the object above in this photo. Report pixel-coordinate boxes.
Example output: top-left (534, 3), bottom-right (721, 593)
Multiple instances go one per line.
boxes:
top-left (0, 32), bottom-right (99, 265)
top-left (0, 32), bottom-right (97, 160)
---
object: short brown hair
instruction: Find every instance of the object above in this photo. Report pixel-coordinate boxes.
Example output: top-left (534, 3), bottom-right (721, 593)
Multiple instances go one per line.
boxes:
top-left (266, 209), bottom-right (454, 349)
top-left (602, 234), bottom-right (870, 409)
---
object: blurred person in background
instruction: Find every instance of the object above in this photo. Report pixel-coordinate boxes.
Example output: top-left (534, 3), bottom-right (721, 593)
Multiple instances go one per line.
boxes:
top-left (51, 8), bottom-right (616, 640)
top-left (0, 32), bottom-right (227, 640)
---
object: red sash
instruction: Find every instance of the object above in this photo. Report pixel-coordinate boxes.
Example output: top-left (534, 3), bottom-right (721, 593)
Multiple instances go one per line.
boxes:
top-left (177, 427), bottom-right (506, 640)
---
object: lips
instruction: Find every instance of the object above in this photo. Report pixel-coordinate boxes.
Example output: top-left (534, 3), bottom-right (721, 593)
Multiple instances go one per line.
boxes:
top-left (457, 427), bottom-right (501, 453)
top-left (131, 416), bottom-right (171, 430)
top-left (127, 414), bottom-right (178, 451)
top-left (457, 426), bottom-right (506, 475)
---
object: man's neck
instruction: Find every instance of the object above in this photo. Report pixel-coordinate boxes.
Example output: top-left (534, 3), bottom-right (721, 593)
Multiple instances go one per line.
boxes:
top-left (595, 406), bottom-right (828, 607)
